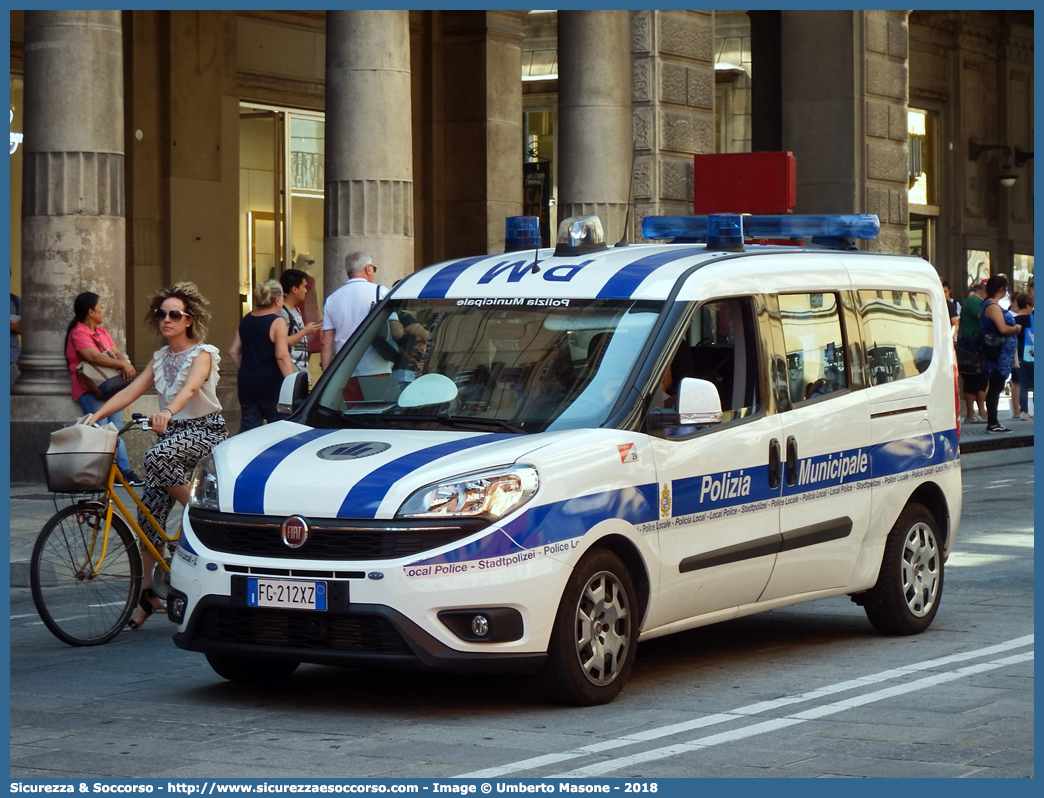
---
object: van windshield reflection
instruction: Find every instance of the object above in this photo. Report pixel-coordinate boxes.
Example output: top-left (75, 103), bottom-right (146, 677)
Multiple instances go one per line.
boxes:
top-left (314, 298), bottom-right (662, 433)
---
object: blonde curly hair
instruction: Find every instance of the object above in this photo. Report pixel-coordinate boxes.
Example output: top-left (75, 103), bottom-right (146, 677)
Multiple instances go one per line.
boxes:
top-left (145, 282), bottom-right (212, 341)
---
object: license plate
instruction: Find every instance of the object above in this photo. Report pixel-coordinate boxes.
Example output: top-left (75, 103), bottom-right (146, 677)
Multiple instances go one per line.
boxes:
top-left (247, 578), bottom-right (327, 611)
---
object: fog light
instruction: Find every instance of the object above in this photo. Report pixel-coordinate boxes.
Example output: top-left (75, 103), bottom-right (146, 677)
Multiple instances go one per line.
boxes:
top-left (438, 608), bottom-right (524, 642)
top-left (166, 589), bottom-right (188, 624)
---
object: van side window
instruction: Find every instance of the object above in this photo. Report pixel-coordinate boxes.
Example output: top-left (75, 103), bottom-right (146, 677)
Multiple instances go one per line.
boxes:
top-left (857, 290), bottom-right (934, 383)
top-left (662, 297), bottom-right (761, 431)
top-left (778, 292), bottom-right (848, 403)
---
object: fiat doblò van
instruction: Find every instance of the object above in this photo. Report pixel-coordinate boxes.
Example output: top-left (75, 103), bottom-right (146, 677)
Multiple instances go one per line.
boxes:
top-left (170, 213), bottom-right (961, 705)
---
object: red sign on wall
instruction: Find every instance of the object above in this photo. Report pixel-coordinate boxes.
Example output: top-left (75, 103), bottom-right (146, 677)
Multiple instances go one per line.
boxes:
top-left (693, 152), bottom-right (796, 215)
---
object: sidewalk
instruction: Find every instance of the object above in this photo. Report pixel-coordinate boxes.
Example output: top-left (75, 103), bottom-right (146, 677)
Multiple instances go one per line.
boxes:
top-left (8, 416), bottom-right (1033, 588)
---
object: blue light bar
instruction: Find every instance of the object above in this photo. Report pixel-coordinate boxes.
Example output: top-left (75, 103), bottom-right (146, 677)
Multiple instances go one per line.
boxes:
top-left (505, 216), bottom-right (541, 252)
top-left (642, 214), bottom-right (881, 243)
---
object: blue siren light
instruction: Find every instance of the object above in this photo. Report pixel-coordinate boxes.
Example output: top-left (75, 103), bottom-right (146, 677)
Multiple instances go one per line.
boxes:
top-left (504, 216), bottom-right (542, 252)
top-left (642, 213), bottom-right (881, 245)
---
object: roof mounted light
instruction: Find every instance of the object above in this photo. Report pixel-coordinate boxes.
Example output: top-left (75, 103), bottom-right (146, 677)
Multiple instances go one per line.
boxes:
top-left (642, 213), bottom-right (881, 251)
top-left (504, 216), bottom-right (541, 252)
top-left (554, 215), bottom-right (608, 257)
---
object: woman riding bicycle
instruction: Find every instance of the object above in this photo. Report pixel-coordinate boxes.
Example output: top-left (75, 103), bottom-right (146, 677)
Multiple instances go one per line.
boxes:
top-left (84, 282), bottom-right (228, 630)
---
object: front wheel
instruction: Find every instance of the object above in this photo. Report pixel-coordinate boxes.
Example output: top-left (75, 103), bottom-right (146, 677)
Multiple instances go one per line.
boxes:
top-left (861, 502), bottom-right (943, 635)
top-left (206, 653), bottom-right (300, 684)
top-left (31, 503), bottom-right (143, 646)
top-left (537, 549), bottom-right (639, 706)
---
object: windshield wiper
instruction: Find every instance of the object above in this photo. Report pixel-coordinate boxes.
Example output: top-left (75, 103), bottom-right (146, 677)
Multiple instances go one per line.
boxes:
top-left (385, 413), bottom-right (526, 435)
top-left (437, 414), bottom-right (527, 434)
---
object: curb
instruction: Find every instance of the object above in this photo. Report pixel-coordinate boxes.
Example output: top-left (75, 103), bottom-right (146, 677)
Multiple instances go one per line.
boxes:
top-left (958, 435), bottom-right (1034, 455)
top-left (11, 562), bottom-right (30, 589)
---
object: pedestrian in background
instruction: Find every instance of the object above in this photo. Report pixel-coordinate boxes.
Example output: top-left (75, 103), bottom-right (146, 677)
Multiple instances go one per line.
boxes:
top-left (957, 279), bottom-right (988, 423)
top-left (1014, 292), bottom-right (1034, 419)
top-left (943, 281), bottom-right (960, 341)
top-left (64, 292), bottom-right (142, 485)
top-left (278, 268), bottom-right (322, 379)
top-left (1008, 294), bottom-right (1026, 417)
top-left (320, 251), bottom-right (389, 371)
top-left (10, 291), bottom-right (21, 386)
top-left (229, 279), bottom-right (295, 433)
top-left (84, 282), bottom-right (228, 630)
top-left (979, 273), bottom-right (1022, 434)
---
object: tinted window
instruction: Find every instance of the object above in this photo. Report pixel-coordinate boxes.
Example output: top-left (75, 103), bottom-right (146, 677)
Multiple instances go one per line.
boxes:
top-left (857, 290), bottom-right (934, 384)
top-left (658, 297), bottom-right (761, 435)
top-left (778, 292), bottom-right (848, 403)
top-left (313, 298), bottom-right (662, 433)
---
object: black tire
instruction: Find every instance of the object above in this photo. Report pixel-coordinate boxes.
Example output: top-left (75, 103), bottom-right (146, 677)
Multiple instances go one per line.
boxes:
top-left (537, 549), bottom-right (639, 706)
top-left (30, 503), bottom-right (143, 646)
top-left (206, 653), bottom-right (300, 684)
top-left (862, 502), bottom-right (943, 635)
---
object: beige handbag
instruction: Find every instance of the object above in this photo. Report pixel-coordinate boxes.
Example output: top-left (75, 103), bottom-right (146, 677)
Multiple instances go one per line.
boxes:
top-left (42, 421), bottom-right (120, 492)
top-left (77, 358), bottom-right (131, 400)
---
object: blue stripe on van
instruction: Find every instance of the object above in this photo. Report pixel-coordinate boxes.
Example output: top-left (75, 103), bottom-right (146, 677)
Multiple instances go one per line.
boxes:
top-left (596, 248), bottom-right (702, 299)
top-left (232, 428), bottom-right (340, 514)
top-left (407, 428), bottom-right (959, 568)
top-left (412, 482), bottom-right (659, 566)
top-left (417, 256), bottom-right (491, 298)
top-left (336, 433), bottom-right (518, 518)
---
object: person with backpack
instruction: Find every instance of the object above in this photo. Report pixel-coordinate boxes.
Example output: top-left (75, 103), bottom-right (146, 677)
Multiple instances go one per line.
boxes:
top-left (278, 268), bottom-right (322, 379)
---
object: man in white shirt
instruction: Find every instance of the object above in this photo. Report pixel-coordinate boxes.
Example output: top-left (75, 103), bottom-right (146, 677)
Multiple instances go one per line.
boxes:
top-left (320, 251), bottom-right (389, 371)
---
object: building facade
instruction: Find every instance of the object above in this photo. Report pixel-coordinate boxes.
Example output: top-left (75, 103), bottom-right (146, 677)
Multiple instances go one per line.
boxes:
top-left (8, 10), bottom-right (1033, 480)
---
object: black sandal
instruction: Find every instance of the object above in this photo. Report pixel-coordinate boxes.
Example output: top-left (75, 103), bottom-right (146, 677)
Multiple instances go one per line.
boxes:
top-left (123, 588), bottom-right (162, 632)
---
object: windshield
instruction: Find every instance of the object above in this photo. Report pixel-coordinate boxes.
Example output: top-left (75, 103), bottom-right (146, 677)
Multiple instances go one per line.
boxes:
top-left (312, 298), bottom-right (662, 433)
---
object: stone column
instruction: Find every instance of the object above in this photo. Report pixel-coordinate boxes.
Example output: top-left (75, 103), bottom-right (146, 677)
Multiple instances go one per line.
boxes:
top-left (557, 11), bottom-right (632, 244)
top-left (13, 10), bottom-right (126, 480)
top-left (781, 10), bottom-right (910, 253)
top-left (630, 11), bottom-right (716, 240)
top-left (325, 10), bottom-right (414, 290)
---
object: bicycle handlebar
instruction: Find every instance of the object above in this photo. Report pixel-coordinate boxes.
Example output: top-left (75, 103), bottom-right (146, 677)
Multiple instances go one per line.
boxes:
top-left (120, 413), bottom-right (152, 434)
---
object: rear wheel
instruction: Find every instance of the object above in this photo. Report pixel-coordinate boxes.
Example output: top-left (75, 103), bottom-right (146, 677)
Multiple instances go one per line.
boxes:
top-left (537, 549), bottom-right (639, 706)
top-left (206, 653), bottom-right (300, 684)
top-left (31, 503), bottom-right (142, 646)
top-left (862, 502), bottom-right (943, 635)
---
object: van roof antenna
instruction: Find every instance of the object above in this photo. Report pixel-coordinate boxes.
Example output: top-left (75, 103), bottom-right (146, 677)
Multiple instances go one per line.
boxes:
top-left (615, 148), bottom-right (636, 248)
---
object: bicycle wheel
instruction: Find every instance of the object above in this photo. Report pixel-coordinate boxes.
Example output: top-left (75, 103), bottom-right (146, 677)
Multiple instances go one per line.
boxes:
top-left (31, 503), bottom-right (143, 646)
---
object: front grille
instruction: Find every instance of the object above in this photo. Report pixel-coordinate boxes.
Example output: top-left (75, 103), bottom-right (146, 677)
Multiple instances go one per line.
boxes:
top-left (197, 606), bottom-right (413, 654)
top-left (188, 508), bottom-right (486, 561)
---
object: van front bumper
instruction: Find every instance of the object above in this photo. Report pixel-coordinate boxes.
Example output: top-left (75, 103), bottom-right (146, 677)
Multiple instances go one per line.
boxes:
top-left (171, 593), bottom-right (548, 673)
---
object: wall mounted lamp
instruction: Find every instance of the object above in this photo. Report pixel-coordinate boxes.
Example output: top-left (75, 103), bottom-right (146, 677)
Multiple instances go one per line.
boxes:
top-left (968, 141), bottom-right (1024, 188)
top-left (968, 141), bottom-right (1011, 161)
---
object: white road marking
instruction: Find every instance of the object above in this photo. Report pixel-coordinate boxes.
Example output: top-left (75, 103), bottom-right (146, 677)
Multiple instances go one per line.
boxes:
top-left (552, 651), bottom-right (1033, 777)
top-left (457, 634), bottom-right (1033, 778)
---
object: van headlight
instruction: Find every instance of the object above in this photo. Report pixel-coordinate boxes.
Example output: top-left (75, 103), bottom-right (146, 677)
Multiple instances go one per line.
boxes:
top-left (397, 465), bottom-right (538, 520)
top-left (189, 454), bottom-right (220, 510)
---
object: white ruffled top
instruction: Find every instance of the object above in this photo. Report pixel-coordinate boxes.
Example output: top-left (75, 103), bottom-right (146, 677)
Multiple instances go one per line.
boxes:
top-left (152, 343), bottom-right (222, 420)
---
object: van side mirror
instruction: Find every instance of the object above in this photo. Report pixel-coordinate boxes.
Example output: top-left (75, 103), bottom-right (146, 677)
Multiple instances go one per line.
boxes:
top-left (277, 371), bottom-right (309, 415)
top-left (647, 377), bottom-right (723, 429)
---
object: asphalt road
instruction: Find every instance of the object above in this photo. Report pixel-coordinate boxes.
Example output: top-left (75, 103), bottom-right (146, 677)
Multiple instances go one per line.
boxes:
top-left (9, 448), bottom-right (1034, 779)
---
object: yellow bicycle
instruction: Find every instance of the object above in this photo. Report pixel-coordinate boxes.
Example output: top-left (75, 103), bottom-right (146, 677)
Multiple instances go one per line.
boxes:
top-left (31, 414), bottom-right (178, 646)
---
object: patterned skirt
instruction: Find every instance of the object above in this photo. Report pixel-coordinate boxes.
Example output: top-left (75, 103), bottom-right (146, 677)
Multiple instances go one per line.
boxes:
top-left (139, 413), bottom-right (228, 546)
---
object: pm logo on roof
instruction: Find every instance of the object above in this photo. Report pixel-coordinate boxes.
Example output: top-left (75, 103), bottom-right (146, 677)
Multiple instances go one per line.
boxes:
top-left (317, 442), bottom-right (391, 460)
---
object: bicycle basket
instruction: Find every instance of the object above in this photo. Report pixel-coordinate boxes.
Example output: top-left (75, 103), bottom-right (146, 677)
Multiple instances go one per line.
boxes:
top-left (44, 422), bottom-right (119, 492)
top-left (41, 451), bottom-right (115, 492)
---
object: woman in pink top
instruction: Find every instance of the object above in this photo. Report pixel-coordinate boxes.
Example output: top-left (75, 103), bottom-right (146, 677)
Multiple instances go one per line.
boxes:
top-left (65, 292), bottom-right (141, 484)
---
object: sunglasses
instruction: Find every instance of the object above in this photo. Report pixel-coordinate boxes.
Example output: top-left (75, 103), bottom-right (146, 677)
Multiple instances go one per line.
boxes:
top-left (153, 309), bottom-right (190, 322)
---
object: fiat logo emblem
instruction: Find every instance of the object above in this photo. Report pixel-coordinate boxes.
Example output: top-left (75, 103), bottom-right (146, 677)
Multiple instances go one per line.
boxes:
top-left (281, 516), bottom-right (309, 549)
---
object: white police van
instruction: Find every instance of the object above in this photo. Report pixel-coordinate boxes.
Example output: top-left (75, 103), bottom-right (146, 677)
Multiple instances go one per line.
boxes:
top-left (171, 212), bottom-right (961, 705)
